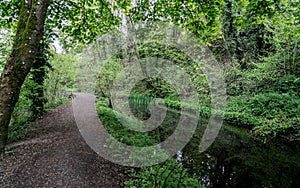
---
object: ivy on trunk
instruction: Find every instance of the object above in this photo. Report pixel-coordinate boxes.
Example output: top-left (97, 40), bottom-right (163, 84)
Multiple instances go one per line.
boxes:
top-left (0, 0), bottom-right (50, 151)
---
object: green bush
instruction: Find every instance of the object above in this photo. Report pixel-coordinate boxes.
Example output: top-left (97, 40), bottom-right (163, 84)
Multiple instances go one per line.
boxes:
top-left (124, 159), bottom-right (202, 188)
top-left (96, 98), bottom-right (156, 147)
top-left (225, 92), bottom-right (300, 137)
top-left (275, 75), bottom-right (300, 95)
top-left (96, 97), bottom-right (203, 187)
top-left (8, 78), bottom-right (34, 142)
top-left (7, 54), bottom-right (74, 143)
top-left (95, 58), bottom-right (122, 97)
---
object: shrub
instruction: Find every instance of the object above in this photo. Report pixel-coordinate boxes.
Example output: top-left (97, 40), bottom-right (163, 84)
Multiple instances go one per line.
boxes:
top-left (225, 93), bottom-right (300, 137)
top-left (124, 159), bottom-right (202, 188)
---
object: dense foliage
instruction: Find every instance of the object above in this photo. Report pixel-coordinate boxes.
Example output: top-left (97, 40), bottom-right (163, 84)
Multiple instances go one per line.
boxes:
top-left (96, 97), bottom-right (202, 187)
top-left (0, 0), bottom-right (299, 187)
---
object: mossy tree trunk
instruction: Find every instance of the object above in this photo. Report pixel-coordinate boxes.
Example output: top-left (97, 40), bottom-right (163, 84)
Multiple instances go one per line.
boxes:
top-left (29, 39), bottom-right (51, 120)
top-left (0, 0), bottom-right (50, 151)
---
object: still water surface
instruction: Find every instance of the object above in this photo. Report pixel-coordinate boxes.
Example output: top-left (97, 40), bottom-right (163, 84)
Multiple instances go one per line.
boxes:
top-left (179, 124), bottom-right (300, 188)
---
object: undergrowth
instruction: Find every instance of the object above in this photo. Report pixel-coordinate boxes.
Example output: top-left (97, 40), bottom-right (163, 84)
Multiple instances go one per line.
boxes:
top-left (96, 97), bottom-right (203, 188)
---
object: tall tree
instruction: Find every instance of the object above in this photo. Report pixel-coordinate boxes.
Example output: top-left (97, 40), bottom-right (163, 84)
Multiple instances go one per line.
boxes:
top-left (0, 0), bottom-right (130, 150)
top-left (0, 0), bottom-right (50, 150)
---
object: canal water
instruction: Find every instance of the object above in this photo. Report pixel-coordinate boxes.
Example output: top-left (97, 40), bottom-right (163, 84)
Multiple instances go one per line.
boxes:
top-left (179, 124), bottom-right (300, 188)
top-left (129, 96), bottom-right (300, 187)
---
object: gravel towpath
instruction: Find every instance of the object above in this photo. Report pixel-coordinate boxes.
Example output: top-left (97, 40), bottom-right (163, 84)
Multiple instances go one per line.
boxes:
top-left (0, 93), bottom-right (129, 188)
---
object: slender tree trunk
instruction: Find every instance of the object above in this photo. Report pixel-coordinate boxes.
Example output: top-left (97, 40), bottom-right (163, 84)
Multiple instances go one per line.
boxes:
top-left (30, 40), bottom-right (49, 120)
top-left (0, 0), bottom-right (50, 151)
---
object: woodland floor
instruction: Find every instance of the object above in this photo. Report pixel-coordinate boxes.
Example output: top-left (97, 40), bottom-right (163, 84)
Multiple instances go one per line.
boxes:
top-left (0, 94), bottom-right (129, 188)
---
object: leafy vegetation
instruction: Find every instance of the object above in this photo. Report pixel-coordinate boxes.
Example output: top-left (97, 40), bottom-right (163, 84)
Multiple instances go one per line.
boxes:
top-left (124, 159), bottom-right (202, 188)
top-left (0, 0), bottom-right (299, 187)
top-left (226, 93), bottom-right (300, 137)
top-left (7, 52), bottom-right (75, 143)
top-left (96, 96), bottom-right (202, 187)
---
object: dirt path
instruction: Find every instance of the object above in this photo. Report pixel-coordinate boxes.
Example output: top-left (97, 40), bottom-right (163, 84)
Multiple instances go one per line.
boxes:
top-left (0, 93), bottom-right (129, 188)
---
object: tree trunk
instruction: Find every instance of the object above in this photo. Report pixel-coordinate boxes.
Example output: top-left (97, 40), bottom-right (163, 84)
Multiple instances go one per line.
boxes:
top-left (29, 40), bottom-right (49, 120)
top-left (0, 0), bottom-right (50, 151)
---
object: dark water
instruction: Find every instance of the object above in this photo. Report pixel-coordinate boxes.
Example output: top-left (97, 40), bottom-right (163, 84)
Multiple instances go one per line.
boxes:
top-left (129, 97), bottom-right (300, 188)
top-left (179, 124), bottom-right (300, 188)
